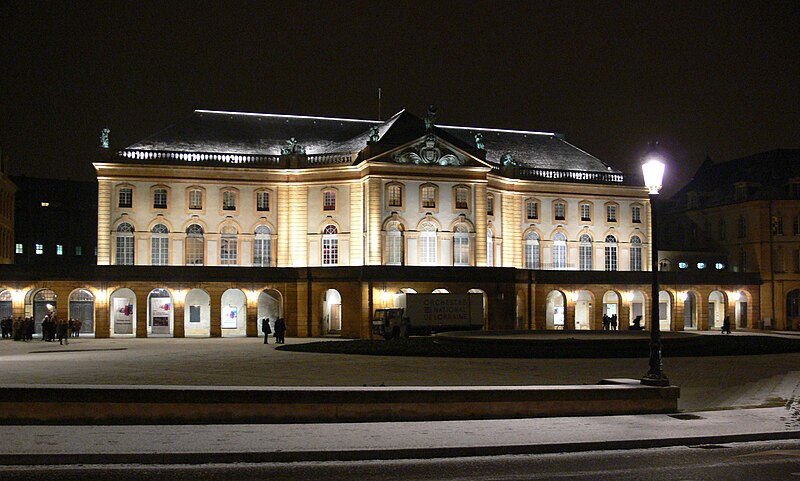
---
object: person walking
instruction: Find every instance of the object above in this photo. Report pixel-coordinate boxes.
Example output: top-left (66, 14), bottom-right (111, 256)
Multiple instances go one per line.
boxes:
top-left (721, 316), bottom-right (732, 335)
top-left (274, 317), bottom-right (286, 344)
top-left (261, 317), bottom-right (271, 344)
top-left (56, 318), bottom-right (69, 345)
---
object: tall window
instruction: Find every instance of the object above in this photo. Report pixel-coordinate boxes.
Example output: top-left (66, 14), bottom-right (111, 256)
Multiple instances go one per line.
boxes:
top-left (188, 189), bottom-right (203, 210)
top-left (115, 223), bottom-right (134, 265)
top-left (322, 225), bottom-right (339, 265)
top-left (387, 185), bottom-right (402, 207)
top-left (118, 188), bottom-right (132, 208)
top-left (454, 187), bottom-right (469, 210)
top-left (419, 222), bottom-right (437, 265)
top-left (553, 233), bottom-right (567, 269)
top-left (738, 216), bottom-right (747, 238)
top-left (554, 202), bottom-right (566, 221)
top-left (631, 205), bottom-right (641, 223)
top-left (526, 200), bottom-right (538, 220)
top-left (253, 225), bottom-right (272, 267)
top-left (323, 191), bottom-right (336, 211)
top-left (580, 203), bottom-right (591, 222)
top-left (453, 224), bottom-right (470, 266)
top-left (487, 229), bottom-right (494, 267)
top-left (151, 224), bottom-right (169, 266)
top-left (738, 248), bottom-right (747, 272)
top-left (256, 191), bottom-right (270, 212)
top-left (525, 232), bottom-right (540, 269)
top-left (185, 224), bottom-right (204, 266)
top-left (487, 195), bottom-right (494, 216)
top-left (630, 236), bottom-right (642, 271)
top-left (606, 205), bottom-right (617, 222)
top-left (421, 186), bottom-right (436, 209)
top-left (153, 188), bottom-right (167, 209)
top-left (222, 190), bottom-right (236, 211)
top-left (604, 235), bottom-right (618, 271)
top-left (579, 234), bottom-right (593, 271)
top-left (35, 243), bottom-right (43, 255)
top-left (386, 223), bottom-right (403, 265)
top-left (220, 226), bottom-right (238, 265)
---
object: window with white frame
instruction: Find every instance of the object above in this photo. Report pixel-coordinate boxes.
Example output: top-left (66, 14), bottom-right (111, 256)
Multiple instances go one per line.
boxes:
top-left (115, 223), bottom-right (134, 265)
top-left (632, 205), bottom-right (641, 223)
top-left (256, 191), bottom-right (270, 212)
top-left (253, 225), bottom-right (272, 266)
top-left (630, 236), bottom-right (642, 271)
top-left (553, 232), bottom-right (567, 269)
top-left (151, 224), bottom-right (169, 265)
top-left (323, 191), bottom-right (336, 211)
top-left (738, 248), bottom-right (747, 271)
top-left (118, 188), bottom-right (132, 208)
top-left (35, 243), bottom-right (43, 255)
top-left (419, 222), bottom-right (437, 265)
top-left (525, 232), bottom-right (540, 269)
top-left (487, 195), bottom-right (494, 216)
top-left (606, 205), bottom-right (617, 222)
top-left (604, 235), bottom-right (618, 271)
top-left (188, 189), bottom-right (203, 210)
top-left (185, 224), bottom-right (204, 266)
top-left (153, 188), bottom-right (167, 209)
top-left (421, 186), bottom-right (436, 209)
top-left (579, 234), bottom-right (592, 270)
top-left (75, 245), bottom-right (82, 256)
top-left (387, 184), bottom-right (402, 207)
top-left (385, 222), bottom-right (403, 265)
top-left (222, 190), bottom-right (237, 211)
top-left (580, 203), bottom-right (591, 222)
top-left (454, 187), bottom-right (469, 210)
top-left (453, 224), bottom-right (470, 266)
top-left (526, 199), bottom-right (538, 220)
top-left (220, 226), bottom-right (238, 265)
top-left (554, 201), bottom-right (566, 221)
top-left (322, 224), bottom-right (339, 265)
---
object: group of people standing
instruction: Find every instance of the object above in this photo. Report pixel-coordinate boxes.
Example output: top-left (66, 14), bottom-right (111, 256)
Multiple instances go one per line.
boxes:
top-left (602, 314), bottom-right (619, 330)
top-left (1, 315), bottom-right (83, 344)
top-left (1, 317), bottom-right (34, 340)
top-left (261, 317), bottom-right (287, 344)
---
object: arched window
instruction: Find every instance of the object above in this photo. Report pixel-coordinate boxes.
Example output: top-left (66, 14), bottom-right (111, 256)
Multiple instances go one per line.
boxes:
top-left (253, 225), bottom-right (272, 267)
top-left (630, 236), bottom-right (642, 271)
top-left (151, 224), bottom-right (169, 266)
top-left (419, 222), bottom-right (437, 265)
top-left (605, 235), bottom-right (618, 271)
top-left (322, 225), bottom-right (338, 265)
top-left (385, 222), bottom-right (403, 266)
top-left (525, 232), bottom-right (540, 269)
top-left (553, 233), bottom-right (567, 269)
top-left (487, 228), bottom-right (494, 267)
top-left (220, 226), bottom-right (238, 265)
top-left (115, 223), bottom-right (134, 265)
top-left (185, 224), bottom-right (204, 266)
top-left (579, 234), bottom-right (593, 271)
top-left (453, 224), bottom-right (470, 266)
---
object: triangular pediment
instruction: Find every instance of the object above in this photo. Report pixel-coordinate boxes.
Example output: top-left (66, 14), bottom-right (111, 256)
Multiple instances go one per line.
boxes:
top-left (370, 134), bottom-right (492, 169)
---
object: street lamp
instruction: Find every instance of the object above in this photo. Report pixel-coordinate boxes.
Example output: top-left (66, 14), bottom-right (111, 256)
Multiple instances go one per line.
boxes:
top-left (641, 149), bottom-right (670, 386)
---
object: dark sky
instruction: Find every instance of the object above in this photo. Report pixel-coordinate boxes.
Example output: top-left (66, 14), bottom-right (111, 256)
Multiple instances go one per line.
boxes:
top-left (1, 1), bottom-right (798, 195)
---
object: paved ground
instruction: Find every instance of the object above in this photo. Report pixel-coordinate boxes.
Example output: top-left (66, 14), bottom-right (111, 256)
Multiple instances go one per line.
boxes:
top-left (2, 331), bottom-right (799, 411)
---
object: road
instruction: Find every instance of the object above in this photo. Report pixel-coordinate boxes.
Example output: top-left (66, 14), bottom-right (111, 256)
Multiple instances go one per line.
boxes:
top-left (0, 440), bottom-right (797, 481)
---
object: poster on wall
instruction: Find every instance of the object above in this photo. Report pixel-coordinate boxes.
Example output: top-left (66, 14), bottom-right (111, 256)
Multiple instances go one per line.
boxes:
top-left (113, 298), bottom-right (133, 334)
top-left (151, 298), bottom-right (170, 328)
top-left (222, 305), bottom-right (238, 329)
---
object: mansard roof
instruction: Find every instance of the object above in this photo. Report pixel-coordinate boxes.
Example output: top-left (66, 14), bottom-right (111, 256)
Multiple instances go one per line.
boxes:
top-left (116, 108), bottom-right (623, 178)
top-left (677, 149), bottom-right (800, 194)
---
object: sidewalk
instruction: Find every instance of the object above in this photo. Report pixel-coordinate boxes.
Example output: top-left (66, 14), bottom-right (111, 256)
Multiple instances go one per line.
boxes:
top-left (2, 406), bottom-right (798, 465)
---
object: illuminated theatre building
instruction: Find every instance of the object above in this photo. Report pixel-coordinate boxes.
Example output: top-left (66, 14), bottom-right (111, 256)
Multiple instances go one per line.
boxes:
top-left (0, 108), bottom-right (760, 338)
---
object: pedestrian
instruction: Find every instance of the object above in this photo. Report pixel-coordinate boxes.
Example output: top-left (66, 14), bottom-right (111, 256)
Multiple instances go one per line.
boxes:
top-left (602, 314), bottom-right (609, 330)
top-left (611, 314), bottom-right (618, 331)
top-left (56, 318), bottom-right (69, 345)
top-left (261, 317), bottom-right (271, 344)
top-left (721, 316), bottom-right (731, 335)
top-left (274, 317), bottom-right (286, 344)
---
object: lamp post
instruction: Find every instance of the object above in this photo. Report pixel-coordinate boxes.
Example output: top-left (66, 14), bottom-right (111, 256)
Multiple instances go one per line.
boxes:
top-left (641, 151), bottom-right (670, 386)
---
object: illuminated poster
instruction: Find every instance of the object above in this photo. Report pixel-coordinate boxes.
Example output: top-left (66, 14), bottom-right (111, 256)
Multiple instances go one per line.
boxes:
top-left (151, 298), bottom-right (170, 328)
top-left (222, 305), bottom-right (238, 329)
top-left (113, 297), bottom-right (133, 334)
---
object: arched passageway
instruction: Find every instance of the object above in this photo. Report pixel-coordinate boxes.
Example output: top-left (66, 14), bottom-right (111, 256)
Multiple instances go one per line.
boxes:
top-left (258, 289), bottom-right (283, 336)
top-left (69, 289), bottom-right (95, 335)
top-left (682, 291), bottom-right (698, 330)
top-left (708, 290), bottom-right (726, 330)
top-left (148, 288), bottom-right (173, 336)
top-left (546, 290), bottom-right (565, 330)
top-left (110, 288), bottom-right (136, 335)
top-left (322, 289), bottom-right (342, 334)
top-left (221, 289), bottom-right (246, 337)
top-left (573, 290), bottom-right (592, 330)
top-left (184, 288), bottom-right (211, 337)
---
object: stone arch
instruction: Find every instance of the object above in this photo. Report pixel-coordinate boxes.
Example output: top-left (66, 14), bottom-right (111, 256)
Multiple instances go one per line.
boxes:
top-left (181, 217), bottom-right (209, 232)
top-left (68, 288), bottom-right (95, 335)
top-left (658, 289), bottom-right (675, 331)
top-left (572, 290), bottom-right (594, 330)
top-left (545, 290), bottom-right (566, 330)
top-left (147, 288), bottom-right (173, 336)
top-left (109, 288), bottom-right (136, 336)
top-left (322, 288), bottom-right (342, 334)
top-left (221, 288), bottom-right (247, 337)
top-left (681, 290), bottom-right (701, 330)
top-left (602, 290), bottom-right (623, 328)
top-left (708, 290), bottom-right (728, 330)
top-left (258, 289), bottom-right (283, 336)
top-left (146, 215), bottom-right (175, 232)
top-left (184, 288), bottom-right (211, 337)
top-left (732, 289), bottom-right (753, 329)
top-left (27, 288), bottom-right (57, 335)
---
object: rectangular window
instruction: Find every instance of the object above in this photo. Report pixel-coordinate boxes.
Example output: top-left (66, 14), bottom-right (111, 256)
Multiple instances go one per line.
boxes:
top-left (487, 196), bottom-right (494, 216)
top-left (526, 201), bottom-right (538, 220)
top-left (322, 237), bottom-right (338, 265)
top-left (421, 187), bottom-right (436, 209)
top-left (738, 216), bottom-right (747, 238)
top-left (455, 189), bottom-right (468, 209)
top-left (118, 188), bottom-right (132, 208)
top-left (220, 238), bottom-right (238, 265)
top-left (554, 203), bottom-right (566, 221)
top-left (323, 191), bottom-right (336, 211)
top-left (386, 233), bottom-right (402, 265)
top-left (189, 190), bottom-right (203, 209)
top-left (257, 191), bottom-right (270, 211)
top-left (580, 204), bottom-right (591, 222)
top-left (56, 245), bottom-right (63, 256)
top-left (607, 205), bottom-right (617, 222)
top-left (772, 216), bottom-right (784, 235)
top-left (222, 191), bottom-right (236, 210)
top-left (15, 243), bottom-right (23, 254)
top-left (152, 237), bottom-right (169, 266)
top-left (632, 205), bottom-right (641, 223)
top-left (35, 243), bottom-right (43, 255)
top-left (75, 245), bottom-right (82, 256)
top-left (153, 189), bottom-right (167, 209)
top-left (387, 185), bottom-right (402, 207)
top-left (420, 234), bottom-right (437, 264)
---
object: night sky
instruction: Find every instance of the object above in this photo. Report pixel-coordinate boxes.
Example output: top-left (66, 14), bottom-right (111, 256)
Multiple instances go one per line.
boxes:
top-left (1, 1), bottom-right (797, 195)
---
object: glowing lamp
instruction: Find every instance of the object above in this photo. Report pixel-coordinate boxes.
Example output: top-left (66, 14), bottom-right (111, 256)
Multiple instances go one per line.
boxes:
top-left (731, 291), bottom-right (741, 302)
top-left (678, 292), bottom-right (688, 302)
top-left (641, 155), bottom-right (666, 195)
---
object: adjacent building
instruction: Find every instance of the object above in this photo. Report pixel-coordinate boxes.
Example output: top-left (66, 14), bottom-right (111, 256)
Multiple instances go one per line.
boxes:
top-left (0, 150), bottom-right (16, 264)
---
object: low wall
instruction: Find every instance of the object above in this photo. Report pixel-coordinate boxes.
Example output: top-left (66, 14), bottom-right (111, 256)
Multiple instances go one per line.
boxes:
top-left (0, 379), bottom-right (678, 424)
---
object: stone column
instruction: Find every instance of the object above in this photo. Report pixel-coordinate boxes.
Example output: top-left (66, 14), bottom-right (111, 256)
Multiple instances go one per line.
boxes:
top-left (97, 180), bottom-right (111, 265)
top-left (135, 286), bottom-right (149, 338)
top-left (288, 185), bottom-right (308, 267)
top-left (474, 184), bottom-right (487, 266)
top-left (173, 292), bottom-right (185, 338)
top-left (246, 292), bottom-right (258, 337)
top-left (208, 286), bottom-right (222, 338)
top-left (367, 178), bottom-right (382, 265)
top-left (501, 193), bottom-right (521, 267)
top-left (350, 182), bottom-right (364, 265)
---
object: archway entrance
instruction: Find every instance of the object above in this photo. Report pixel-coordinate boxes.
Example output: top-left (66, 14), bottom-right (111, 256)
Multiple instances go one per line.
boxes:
top-left (221, 289), bottom-right (246, 337)
top-left (733, 291), bottom-right (749, 329)
top-left (573, 290), bottom-right (592, 330)
top-left (184, 288), bottom-right (211, 337)
top-left (708, 290), bottom-right (726, 330)
top-left (31, 289), bottom-right (57, 335)
top-left (602, 291), bottom-right (619, 330)
top-left (659, 290), bottom-right (672, 331)
top-left (0, 290), bottom-right (12, 320)
top-left (258, 289), bottom-right (283, 337)
top-left (545, 291), bottom-right (565, 330)
top-left (69, 289), bottom-right (95, 335)
top-left (148, 288), bottom-right (173, 336)
top-left (110, 288), bottom-right (136, 335)
top-left (323, 289), bottom-right (341, 333)
top-left (468, 289), bottom-right (489, 329)
top-left (627, 290), bottom-right (645, 329)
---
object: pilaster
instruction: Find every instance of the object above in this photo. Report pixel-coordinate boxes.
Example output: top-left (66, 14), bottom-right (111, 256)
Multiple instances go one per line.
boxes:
top-left (97, 179), bottom-right (111, 265)
top-left (367, 178), bottom-right (382, 265)
top-left (502, 193), bottom-right (521, 267)
top-left (277, 185), bottom-right (290, 267)
top-left (350, 181), bottom-right (364, 265)
top-left (475, 184), bottom-right (487, 266)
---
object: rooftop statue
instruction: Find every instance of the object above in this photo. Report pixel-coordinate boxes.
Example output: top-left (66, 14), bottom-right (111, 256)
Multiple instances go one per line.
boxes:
top-left (369, 126), bottom-right (380, 143)
top-left (501, 151), bottom-right (518, 167)
top-left (425, 105), bottom-right (437, 132)
top-left (475, 133), bottom-right (484, 150)
top-left (281, 138), bottom-right (306, 155)
top-left (100, 128), bottom-right (110, 149)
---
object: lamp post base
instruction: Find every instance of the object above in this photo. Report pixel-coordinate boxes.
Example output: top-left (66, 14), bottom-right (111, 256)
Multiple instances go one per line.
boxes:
top-left (640, 373), bottom-right (670, 387)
